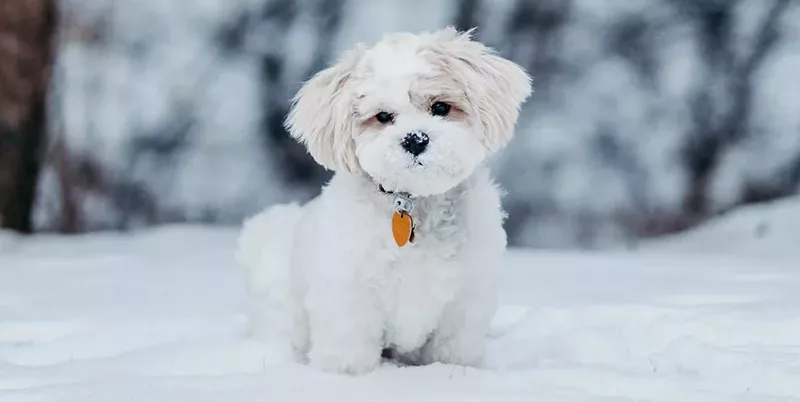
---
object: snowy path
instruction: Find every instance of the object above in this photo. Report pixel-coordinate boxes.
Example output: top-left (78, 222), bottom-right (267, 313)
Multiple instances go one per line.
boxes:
top-left (1, 200), bottom-right (799, 401)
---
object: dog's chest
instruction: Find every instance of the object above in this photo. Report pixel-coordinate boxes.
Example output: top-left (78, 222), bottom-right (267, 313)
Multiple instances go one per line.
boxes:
top-left (379, 195), bottom-right (468, 349)
top-left (387, 192), bottom-right (466, 272)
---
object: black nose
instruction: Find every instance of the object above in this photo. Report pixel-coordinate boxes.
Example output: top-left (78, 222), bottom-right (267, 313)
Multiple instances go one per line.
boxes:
top-left (401, 131), bottom-right (429, 156)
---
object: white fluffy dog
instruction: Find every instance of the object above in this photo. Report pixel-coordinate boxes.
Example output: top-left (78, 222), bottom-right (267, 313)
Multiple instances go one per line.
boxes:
top-left (236, 27), bottom-right (532, 375)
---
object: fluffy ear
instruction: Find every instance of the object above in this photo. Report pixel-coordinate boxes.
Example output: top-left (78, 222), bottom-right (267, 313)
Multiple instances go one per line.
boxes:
top-left (285, 46), bottom-right (365, 172)
top-left (429, 27), bottom-right (533, 151)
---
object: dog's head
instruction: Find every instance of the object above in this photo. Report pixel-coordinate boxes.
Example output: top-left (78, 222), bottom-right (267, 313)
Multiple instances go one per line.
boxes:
top-left (286, 27), bottom-right (532, 196)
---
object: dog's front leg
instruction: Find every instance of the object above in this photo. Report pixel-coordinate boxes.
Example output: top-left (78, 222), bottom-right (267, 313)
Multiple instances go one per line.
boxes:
top-left (421, 174), bottom-right (506, 368)
top-left (304, 275), bottom-right (384, 375)
top-left (422, 274), bottom-right (498, 368)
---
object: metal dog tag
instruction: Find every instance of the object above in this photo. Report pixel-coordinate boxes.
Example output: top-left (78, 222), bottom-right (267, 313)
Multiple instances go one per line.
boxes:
top-left (391, 193), bottom-right (415, 247)
top-left (393, 193), bottom-right (413, 214)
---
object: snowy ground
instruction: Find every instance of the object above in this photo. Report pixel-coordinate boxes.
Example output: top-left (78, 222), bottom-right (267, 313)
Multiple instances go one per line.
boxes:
top-left (1, 198), bottom-right (799, 401)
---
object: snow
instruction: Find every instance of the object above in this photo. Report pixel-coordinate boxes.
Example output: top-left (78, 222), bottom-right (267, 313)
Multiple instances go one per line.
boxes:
top-left (2, 199), bottom-right (800, 401)
top-left (640, 196), bottom-right (800, 261)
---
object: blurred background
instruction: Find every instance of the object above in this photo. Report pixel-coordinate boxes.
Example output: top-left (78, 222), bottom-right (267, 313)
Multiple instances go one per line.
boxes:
top-left (1, 0), bottom-right (798, 249)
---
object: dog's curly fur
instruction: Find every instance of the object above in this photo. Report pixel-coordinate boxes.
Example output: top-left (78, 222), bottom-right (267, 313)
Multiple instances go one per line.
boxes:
top-left (236, 27), bottom-right (532, 375)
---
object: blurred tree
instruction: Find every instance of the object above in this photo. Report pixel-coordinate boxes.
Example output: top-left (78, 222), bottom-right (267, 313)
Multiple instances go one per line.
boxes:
top-left (217, 0), bottom-right (343, 192)
top-left (454, 0), bottom-right (480, 32)
top-left (678, 0), bottom-right (792, 216)
top-left (0, 0), bottom-right (57, 233)
top-left (26, 0), bottom-right (799, 247)
top-left (256, 0), bottom-right (345, 188)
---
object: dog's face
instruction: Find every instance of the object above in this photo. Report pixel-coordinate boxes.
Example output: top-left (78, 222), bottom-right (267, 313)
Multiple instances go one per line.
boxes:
top-left (286, 27), bottom-right (532, 196)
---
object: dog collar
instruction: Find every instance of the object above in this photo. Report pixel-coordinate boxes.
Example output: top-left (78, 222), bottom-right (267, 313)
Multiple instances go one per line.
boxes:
top-left (378, 185), bottom-right (415, 247)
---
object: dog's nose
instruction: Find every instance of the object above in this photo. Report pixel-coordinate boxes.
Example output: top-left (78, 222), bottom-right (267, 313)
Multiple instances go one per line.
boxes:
top-left (401, 131), bottom-right (429, 156)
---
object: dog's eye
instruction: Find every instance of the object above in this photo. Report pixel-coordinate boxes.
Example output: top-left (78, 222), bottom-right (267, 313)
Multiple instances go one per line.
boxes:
top-left (430, 102), bottom-right (451, 117)
top-left (375, 111), bottom-right (394, 124)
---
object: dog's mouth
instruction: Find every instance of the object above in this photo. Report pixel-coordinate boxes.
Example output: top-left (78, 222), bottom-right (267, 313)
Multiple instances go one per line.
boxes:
top-left (365, 151), bottom-right (470, 198)
top-left (373, 161), bottom-right (427, 195)
top-left (376, 177), bottom-right (418, 199)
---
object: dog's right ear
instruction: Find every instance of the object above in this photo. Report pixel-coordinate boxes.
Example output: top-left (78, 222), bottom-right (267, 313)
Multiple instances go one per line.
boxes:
top-left (285, 45), bottom-right (366, 173)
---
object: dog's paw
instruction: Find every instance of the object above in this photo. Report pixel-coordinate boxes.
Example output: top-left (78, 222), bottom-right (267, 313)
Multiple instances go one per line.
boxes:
top-left (422, 334), bottom-right (486, 368)
top-left (308, 347), bottom-right (381, 375)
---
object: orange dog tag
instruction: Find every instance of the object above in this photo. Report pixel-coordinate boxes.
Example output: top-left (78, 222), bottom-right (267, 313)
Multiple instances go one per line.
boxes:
top-left (392, 211), bottom-right (414, 247)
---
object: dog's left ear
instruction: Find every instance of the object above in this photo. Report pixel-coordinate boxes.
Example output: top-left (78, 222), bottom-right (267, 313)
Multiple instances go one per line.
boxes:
top-left (429, 27), bottom-right (533, 151)
top-left (285, 45), bottom-right (366, 172)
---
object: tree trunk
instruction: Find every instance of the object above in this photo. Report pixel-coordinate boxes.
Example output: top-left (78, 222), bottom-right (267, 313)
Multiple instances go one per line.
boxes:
top-left (0, 0), bottom-right (57, 233)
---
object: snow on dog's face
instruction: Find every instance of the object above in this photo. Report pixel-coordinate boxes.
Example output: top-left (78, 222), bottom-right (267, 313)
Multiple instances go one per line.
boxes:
top-left (286, 27), bottom-right (532, 196)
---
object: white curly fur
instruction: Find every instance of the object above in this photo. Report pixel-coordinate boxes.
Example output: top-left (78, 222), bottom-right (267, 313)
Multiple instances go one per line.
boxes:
top-left (236, 27), bottom-right (532, 375)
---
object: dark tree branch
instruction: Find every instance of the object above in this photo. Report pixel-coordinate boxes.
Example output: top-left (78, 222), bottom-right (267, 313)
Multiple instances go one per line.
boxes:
top-left (682, 0), bottom-right (792, 215)
top-left (506, 0), bottom-right (571, 89)
top-left (258, 0), bottom-right (335, 187)
top-left (0, 0), bottom-right (58, 233)
top-left (454, 0), bottom-right (480, 32)
top-left (723, 0), bottom-right (791, 142)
